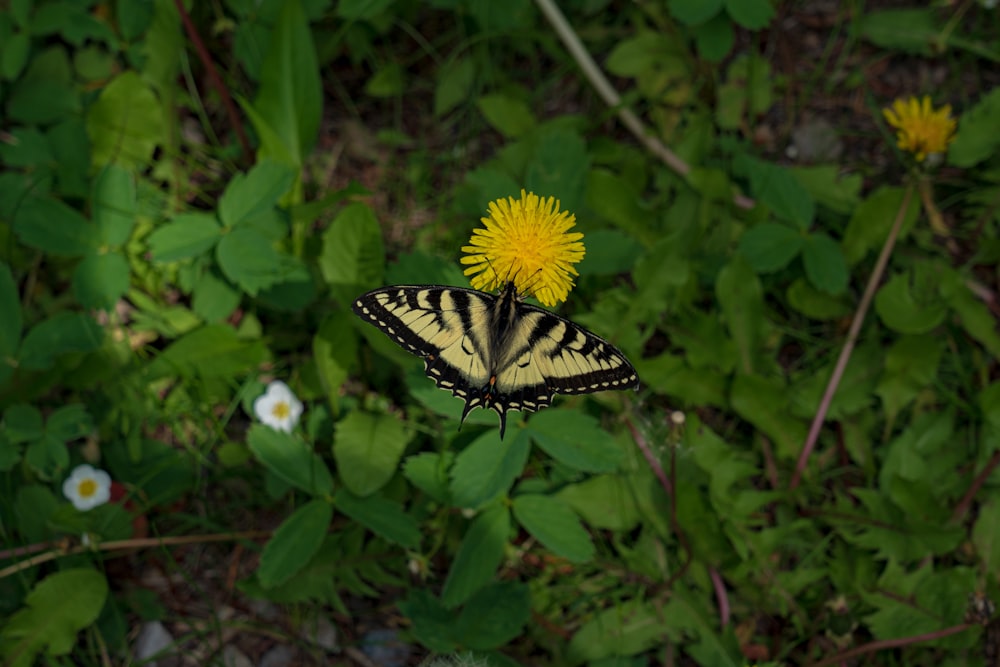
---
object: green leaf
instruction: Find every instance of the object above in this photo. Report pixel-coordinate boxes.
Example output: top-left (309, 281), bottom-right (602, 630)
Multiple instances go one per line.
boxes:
top-left (15, 486), bottom-right (58, 543)
top-left (786, 278), bottom-right (850, 320)
top-left (525, 126), bottom-right (589, 211)
top-left (398, 590), bottom-right (458, 653)
top-left (434, 57), bottom-right (475, 116)
top-left (667, 0), bottom-right (723, 25)
top-left (738, 223), bottom-right (804, 273)
top-left (842, 186), bottom-right (919, 265)
top-left (319, 202), bottom-right (384, 306)
top-left (91, 164), bottom-right (136, 246)
top-left (48, 119), bottom-right (90, 198)
top-left (730, 373), bottom-right (808, 460)
top-left (18, 312), bottom-right (103, 370)
top-left (11, 196), bottom-right (97, 256)
top-left (7, 73), bottom-right (80, 124)
top-left (723, 0), bottom-right (774, 29)
top-left (218, 161), bottom-right (295, 228)
top-left (716, 257), bottom-right (765, 374)
top-left (402, 452), bottom-right (454, 504)
top-left (525, 410), bottom-right (623, 473)
top-left (792, 165), bottom-right (863, 215)
top-left (46, 404), bottom-right (93, 442)
top-left (801, 232), bottom-right (848, 295)
top-left (216, 226), bottom-right (297, 296)
top-left (247, 424), bottom-right (334, 496)
top-left (1, 31), bottom-right (29, 80)
top-left (147, 213), bottom-right (223, 262)
top-left (73, 252), bottom-right (130, 311)
top-left (25, 434), bottom-right (69, 479)
top-left (0, 263), bottom-right (23, 381)
top-left (512, 493), bottom-right (594, 563)
top-left (874, 268), bottom-right (947, 334)
top-left (0, 569), bottom-right (108, 664)
top-left (735, 155), bottom-right (814, 229)
top-left (453, 581), bottom-right (531, 651)
top-left (693, 13), bottom-right (734, 62)
top-left (251, 0), bottom-right (321, 167)
top-left (941, 271), bottom-right (1000, 359)
top-left (5, 404), bottom-right (44, 443)
top-left (365, 62), bottom-right (404, 97)
top-left (576, 229), bottom-right (643, 276)
top-left (191, 269), bottom-right (241, 322)
top-left (450, 429), bottom-right (531, 509)
top-left (337, 0), bottom-right (396, 20)
top-left (584, 169), bottom-right (656, 246)
top-left (0, 127), bottom-right (52, 167)
top-left (568, 599), bottom-right (672, 663)
top-left (860, 8), bottom-right (938, 55)
top-left (476, 93), bottom-right (536, 138)
top-left (441, 504), bottom-right (510, 607)
top-left (86, 70), bottom-right (164, 168)
top-left (146, 324), bottom-right (267, 380)
top-left (258, 499), bottom-right (333, 587)
top-left (557, 474), bottom-right (642, 531)
top-left (313, 310), bottom-right (357, 414)
top-left (333, 489), bottom-right (421, 548)
top-left (333, 411), bottom-right (411, 497)
top-left (875, 335), bottom-right (944, 425)
top-left (950, 88), bottom-right (1000, 168)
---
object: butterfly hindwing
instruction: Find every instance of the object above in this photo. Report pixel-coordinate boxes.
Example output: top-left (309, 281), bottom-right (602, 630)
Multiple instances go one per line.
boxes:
top-left (353, 283), bottom-right (639, 438)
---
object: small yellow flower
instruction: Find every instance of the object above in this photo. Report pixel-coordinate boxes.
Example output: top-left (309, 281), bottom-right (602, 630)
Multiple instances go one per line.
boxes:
top-left (882, 95), bottom-right (956, 163)
top-left (460, 190), bottom-right (585, 306)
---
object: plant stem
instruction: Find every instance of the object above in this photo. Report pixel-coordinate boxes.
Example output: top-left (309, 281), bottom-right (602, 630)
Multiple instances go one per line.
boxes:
top-left (789, 184), bottom-right (915, 491)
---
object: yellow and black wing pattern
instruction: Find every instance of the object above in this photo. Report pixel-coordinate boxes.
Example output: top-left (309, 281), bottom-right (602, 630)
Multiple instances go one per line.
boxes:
top-left (352, 282), bottom-right (639, 438)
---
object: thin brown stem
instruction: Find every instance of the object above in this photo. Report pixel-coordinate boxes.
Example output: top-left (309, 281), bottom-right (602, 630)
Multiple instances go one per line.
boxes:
top-left (952, 449), bottom-right (1000, 524)
top-left (789, 184), bottom-right (916, 491)
top-left (807, 623), bottom-right (971, 667)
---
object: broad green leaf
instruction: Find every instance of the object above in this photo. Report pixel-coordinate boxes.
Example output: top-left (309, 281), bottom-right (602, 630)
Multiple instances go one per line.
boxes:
top-left (940, 266), bottom-right (1000, 359)
top-left (450, 429), bottom-right (531, 509)
top-left (258, 499), bottom-right (333, 587)
top-left (5, 404), bottom-right (44, 443)
top-left (525, 410), bottom-right (622, 473)
top-left (365, 62), bottom-right (404, 97)
top-left (730, 373), bottom-right (808, 460)
top-left (333, 489), bottom-right (421, 548)
top-left (0, 431), bottom-right (20, 471)
top-left (441, 504), bottom-right (510, 607)
top-left (585, 169), bottom-right (656, 245)
top-left (191, 269), bottom-right (241, 322)
top-left (319, 202), bottom-right (385, 306)
top-left (402, 451), bottom-right (454, 504)
top-left (48, 119), bottom-right (90, 198)
top-left (147, 213), bottom-right (223, 262)
top-left (25, 434), bottom-right (69, 479)
top-left (874, 269), bottom-right (947, 334)
top-left (216, 226), bottom-right (297, 296)
top-left (333, 411), bottom-right (411, 496)
top-left (11, 196), bottom-right (97, 256)
top-left (7, 71), bottom-right (80, 124)
top-left (735, 155), bottom-right (813, 229)
top-left (716, 257), bottom-right (765, 374)
top-left (786, 278), bottom-right (851, 320)
top-left (86, 70), bottom-right (164, 167)
top-left (875, 335), bottom-right (944, 424)
top-left (0, 127), bottom-right (51, 167)
top-left (723, 0), bottom-right (774, 29)
top-left (15, 486), bottom-right (58, 543)
top-left (18, 312), bottom-right (103, 370)
top-left (434, 57), bottom-right (475, 116)
top-left (398, 590), bottom-right (458, 653)
top-left (793, 165), bottom-right (863, 215)
top-left (801, 232), bottom-right (848, 294)
top-left (73, 252), bottom-right (130, 311)
top-left (313, 310), bottom-right (357, 414)
top-left (860, 8), bottom-right (937, 55)
top-left (557, 474), bottom-right (641, 531)
top-left (950, 88), bottom-right (1000, 168)
top-left (452, 581), bottom-right (531, 651)
top-left (0, 569), bottom-right (108, 664)
top-left (568, 599), bottom-right (672, 663)
top-left (973, 499), bottom-right (1000, 576)
top-left (634, 352), bottom-right (727, 407)
top-left (251, 0), bottom-right (321, 167)
top-left (218, 161), bottom-right (295, 228)
top-left (576, 229), bottom-right (643, 276)
top-left (91, 164), bottom-right (136, 246)
top-left (525, 126), bottom-right (589, 211)
top-left (842, 186), bottom-right (919, 265)
top-left (146, 324), bottom-right (267, 380)
top-left (738, 223), bottom-right (804, 272)
top-left (46, 404), bottom-right (93, 442)
top-left (512, 493), bottom-right (594, 563)
top-left (476, 93), bottom-right (535, 138)
top-left (0, 263), bottom-right (22, 381)
top-left (666, 0), bottom-right (722, 26)
top-left (693, 13), bottom-right (734, 62)
top-left (247, 424), bottom-right (334, 496)
top-left (1, 31), bottom-right (29, 80)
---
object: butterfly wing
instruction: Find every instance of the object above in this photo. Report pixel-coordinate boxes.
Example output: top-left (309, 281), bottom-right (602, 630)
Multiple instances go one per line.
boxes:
top-left (352, 284), bottom-right (497, 410)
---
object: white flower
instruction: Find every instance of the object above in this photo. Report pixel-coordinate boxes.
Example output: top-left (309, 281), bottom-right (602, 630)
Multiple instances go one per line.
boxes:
top-left (253, 380), bottom-right (303, 433)
top-left (63, 464), bottom-right (112, 511)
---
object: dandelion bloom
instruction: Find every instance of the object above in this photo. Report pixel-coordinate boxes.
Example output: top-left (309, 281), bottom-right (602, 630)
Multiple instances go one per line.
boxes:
top-left (883, 96), bottom-right (956, 163)
top-left (253, 380), bottom-right (303, 433)
top-left (461, 190), bottom-right (585, 307)
top-left (63, 464), bottom-right (112, 511)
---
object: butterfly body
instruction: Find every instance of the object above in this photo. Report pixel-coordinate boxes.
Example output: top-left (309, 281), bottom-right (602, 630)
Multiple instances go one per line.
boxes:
top-left (352, 282), bottom-right (639, 438)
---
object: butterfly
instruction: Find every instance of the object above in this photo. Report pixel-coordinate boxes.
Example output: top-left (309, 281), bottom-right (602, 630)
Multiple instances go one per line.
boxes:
top-left (352, 282), bottom-right (639, 438)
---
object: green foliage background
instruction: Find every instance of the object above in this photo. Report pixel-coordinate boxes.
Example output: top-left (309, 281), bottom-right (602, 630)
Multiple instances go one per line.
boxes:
top-left (1, 0), bottom-right (1000, 665)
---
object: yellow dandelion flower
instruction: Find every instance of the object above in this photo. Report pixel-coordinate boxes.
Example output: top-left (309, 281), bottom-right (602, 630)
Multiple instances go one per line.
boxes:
top-left (882, 95), bottom-right (956, 163)
top-left (460, 190), bottom-right (585, 307)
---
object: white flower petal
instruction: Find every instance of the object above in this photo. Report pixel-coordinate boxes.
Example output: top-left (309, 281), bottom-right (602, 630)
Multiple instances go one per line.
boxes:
top-left (63, 464), bottom-right (112, 511)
